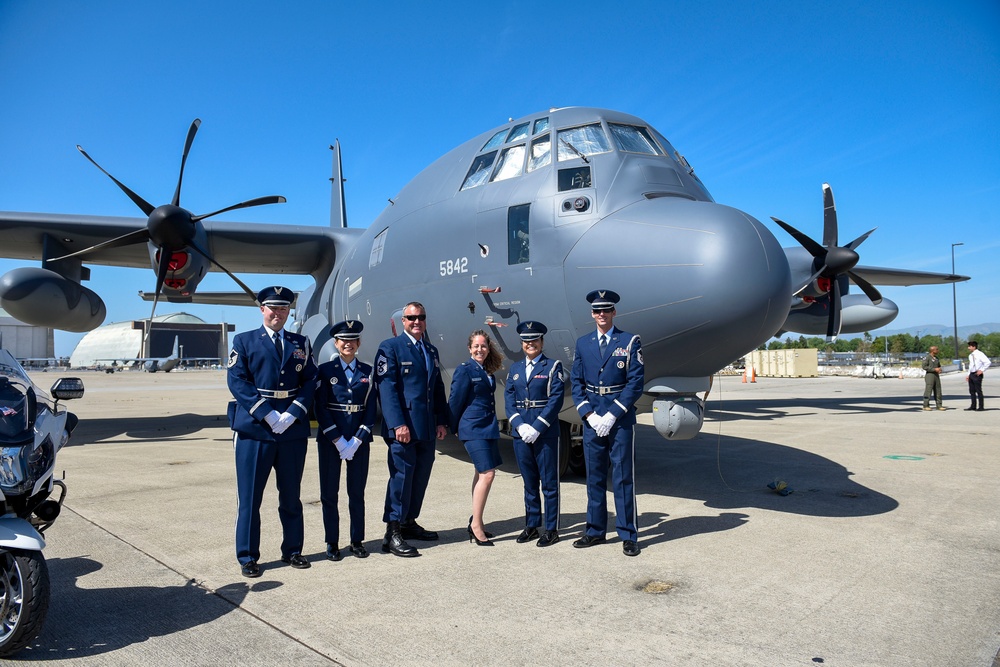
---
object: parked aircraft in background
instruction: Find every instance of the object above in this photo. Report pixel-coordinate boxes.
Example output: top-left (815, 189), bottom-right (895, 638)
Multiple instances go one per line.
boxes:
top-left (0, 108), bottom-right (969, 467)
top-left (96, 335), bottom-right (211, 373)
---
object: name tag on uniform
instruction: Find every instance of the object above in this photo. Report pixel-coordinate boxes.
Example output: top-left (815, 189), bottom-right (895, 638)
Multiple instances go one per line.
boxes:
top-left (471, 377), bottom-right (482, 382)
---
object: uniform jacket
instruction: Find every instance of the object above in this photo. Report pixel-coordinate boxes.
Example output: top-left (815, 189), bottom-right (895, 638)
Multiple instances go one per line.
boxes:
top-left (227, 326), bottom-right (317, 441)
top-left (571, 325), bottom-right (644, 427)
top-left (921, 353), bottom-right (941, 374)
top-left (504, 354), bottom-right (564, 439)
top-left (448, 359), bottom-right (500, 441)
top-left (315, 358), bottom-right (377, 445)
top-left (375, 333), bottom-right (448, 442)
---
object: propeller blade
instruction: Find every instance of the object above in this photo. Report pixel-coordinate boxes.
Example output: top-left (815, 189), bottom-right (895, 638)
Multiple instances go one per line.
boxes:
top-left (142, 250), bottom-right (173, 353)
top-left (172, 119), bottom-right (202, 207)
top-left (848, 270), bottom-right (883, 305)
top-left (192, 195), bottom-right (287, 222)
top-left (821, 183), bottom-right (838, 248)
top-left (77, 145), bottom-right (155, 216)
top-left (187, 242), bottom-right (258, 300)
top-left (844, 227), bottom-right (877, 251)
top-left (48, 228), bottom-right (150, 261)
top-left (771, 217), bottom-right (826, 258)
top-left (791, 266), bottom-right (826, 296)
top-left (826, 279), bottom-right (842, 343)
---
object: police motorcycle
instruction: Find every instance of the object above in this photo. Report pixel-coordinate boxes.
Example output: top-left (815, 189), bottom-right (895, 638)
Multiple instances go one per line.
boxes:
top-left (0, 350), bottom-right (84, 656)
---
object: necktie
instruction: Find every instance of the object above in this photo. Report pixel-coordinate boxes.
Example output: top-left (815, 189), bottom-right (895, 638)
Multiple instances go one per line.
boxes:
top-left (599, 334), bottom-right (608, 358)
top-left (273, 332), bottom-right (283, 359)
top-left (345, 362), bottom-right (355, 383)
top-left (525, 361), bottom-right (534, 380)
top-left (417, 340), bottom-right (431, 375)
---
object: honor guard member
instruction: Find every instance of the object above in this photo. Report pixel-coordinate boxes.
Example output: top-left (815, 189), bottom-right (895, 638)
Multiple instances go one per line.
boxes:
top-left (504, 321), bottom-right (565, 547)
top-left (315, 320), bottom-right (377, 561)
top-left (570, 290), bottom-right (645, 557)
top-left (227, 286), bottom-right (317, 578)
top-left (374, 302), bottom-right (449, 557)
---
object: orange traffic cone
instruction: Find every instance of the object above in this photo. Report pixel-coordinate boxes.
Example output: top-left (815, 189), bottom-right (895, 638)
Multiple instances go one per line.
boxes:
top-left (750, 367), bottom-right (757, 383)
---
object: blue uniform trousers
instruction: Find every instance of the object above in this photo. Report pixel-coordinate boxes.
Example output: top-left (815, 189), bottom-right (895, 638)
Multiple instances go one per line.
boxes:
top-left (317, 439), bottom-right (370, 546)
top-left (582, 422), bottom-right (637, 542)
top-left (234, 435), bottom-right (307, 564)
top-left (512, 435), bottom-right (560, 531)
top-left (382, 438), bottom-right (436, 523)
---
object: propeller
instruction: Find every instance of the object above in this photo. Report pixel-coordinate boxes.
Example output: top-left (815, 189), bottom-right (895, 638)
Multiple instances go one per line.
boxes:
top-left (772, 183), bottom-right (881, 343)
top-left (54, 119), bottom-right (285, 349)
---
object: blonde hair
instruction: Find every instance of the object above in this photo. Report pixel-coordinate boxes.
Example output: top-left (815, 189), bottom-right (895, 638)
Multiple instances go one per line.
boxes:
top-left (468, 329), bottom-right (503, 375)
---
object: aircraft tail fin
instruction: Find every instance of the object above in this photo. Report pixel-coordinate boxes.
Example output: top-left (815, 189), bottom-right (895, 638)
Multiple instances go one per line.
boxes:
top-left (329, 140), bottom-right (347, 229)
top-left (170, 336), bottom-right (179, 358)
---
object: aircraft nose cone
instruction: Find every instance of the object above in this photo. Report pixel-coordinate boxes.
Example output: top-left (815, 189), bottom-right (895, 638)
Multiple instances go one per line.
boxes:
top-left (563, 198), bottom-right (790, 376)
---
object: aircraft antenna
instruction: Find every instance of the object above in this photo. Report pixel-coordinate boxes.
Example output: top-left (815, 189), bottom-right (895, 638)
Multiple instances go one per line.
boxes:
top-left (329, 141), bottom-right (347, 229)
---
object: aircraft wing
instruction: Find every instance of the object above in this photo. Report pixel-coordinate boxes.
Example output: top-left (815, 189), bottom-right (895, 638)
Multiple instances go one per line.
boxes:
top-left (0, 211), bottom-right (360, 276)
top-left (138, 290), bottom-right (258, 306)
top-left (850, 265), bottom-right (970, 287)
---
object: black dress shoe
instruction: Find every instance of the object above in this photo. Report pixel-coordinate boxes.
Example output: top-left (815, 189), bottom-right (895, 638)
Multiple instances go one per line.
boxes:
top-left (467, 516), bottom-right (494, 539)
top-left (326, 545), bottom-right (343, 562)
top-left (400, 520), bottom-right (439, 541)
top-left (515, 527), bottom-right (539, 543)
top-left (241, 560), bottom-right (261, 578)
top-left (382, 522), bottom-right (420, 557)
top-left (349, 542), bottom-right (369, 558)
top-left (572, 534), bottom-right (606, 548)
top-left (623, 540), bottom-right (641, 557)
top-left (281, 553), bottom-right (311, 569)
top-left (536, 530), bottom-right (560, 547)
top-left (977, 407), bottom-right (986, 411)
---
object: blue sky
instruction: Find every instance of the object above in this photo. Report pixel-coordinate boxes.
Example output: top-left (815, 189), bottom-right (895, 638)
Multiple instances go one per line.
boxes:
top-left (1, 1), bottom-right (997, 356)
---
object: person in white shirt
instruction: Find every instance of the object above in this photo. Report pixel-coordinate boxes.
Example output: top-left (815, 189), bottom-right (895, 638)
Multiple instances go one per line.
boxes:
top-left (965, 340), bottom-right (991, 411)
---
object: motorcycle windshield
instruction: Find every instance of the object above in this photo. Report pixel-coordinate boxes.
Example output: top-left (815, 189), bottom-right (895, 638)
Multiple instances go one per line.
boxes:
top-left (0, 350), bottom-right (32, 437)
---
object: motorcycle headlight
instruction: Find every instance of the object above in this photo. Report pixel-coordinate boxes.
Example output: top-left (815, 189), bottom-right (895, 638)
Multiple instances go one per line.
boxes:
top-left (0, 436), bottom-right (53, 496)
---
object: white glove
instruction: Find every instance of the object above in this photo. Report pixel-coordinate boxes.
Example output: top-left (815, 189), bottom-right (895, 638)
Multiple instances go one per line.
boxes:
top-left (596, 412), bottom-right (617, 438)
top-left (516, 424), bottom-right (533, 440)
top-left (272, 412), bottom-right (296, 434)
top-left (264, 410), bottom-right (281, 429)
top-left (586, 413), bottom-right (602, 431)
top-left (522, 425), bottom-right (540, 444)
top-left (335, 437), bottom-right (351, 457)
top-left (343, 437), bottom-right (363, 461)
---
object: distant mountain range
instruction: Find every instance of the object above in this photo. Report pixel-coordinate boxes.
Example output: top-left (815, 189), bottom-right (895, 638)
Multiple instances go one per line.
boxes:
top-left (877, 323), bottom-right (1000, 339)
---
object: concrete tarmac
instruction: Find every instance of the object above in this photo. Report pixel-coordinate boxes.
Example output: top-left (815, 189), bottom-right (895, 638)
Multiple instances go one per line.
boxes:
top-left (10, 368), bottom-right (999, 666)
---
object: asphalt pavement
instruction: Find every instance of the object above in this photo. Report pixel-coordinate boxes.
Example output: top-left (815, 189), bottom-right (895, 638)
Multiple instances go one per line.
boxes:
top-left (11, 368), bottom-right (1000, 666)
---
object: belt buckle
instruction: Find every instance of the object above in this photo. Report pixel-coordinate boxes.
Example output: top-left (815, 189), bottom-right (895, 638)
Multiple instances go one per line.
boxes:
top-left (273, 390), bottom-right (289, 399)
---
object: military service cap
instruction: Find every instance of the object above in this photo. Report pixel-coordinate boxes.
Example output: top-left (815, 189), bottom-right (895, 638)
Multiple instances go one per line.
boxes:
top-left (516, 321), bottom-right (547, 341)
top-left (586, 289), bottom-right (620, 311)
top-left (257, 286), bottom-right (294, 307)
top-left (331, 320), bottom-right (364, 340)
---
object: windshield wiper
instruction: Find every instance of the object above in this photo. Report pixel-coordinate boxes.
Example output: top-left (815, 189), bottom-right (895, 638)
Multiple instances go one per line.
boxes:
top-left (560, 139), bottom-right (590, 164)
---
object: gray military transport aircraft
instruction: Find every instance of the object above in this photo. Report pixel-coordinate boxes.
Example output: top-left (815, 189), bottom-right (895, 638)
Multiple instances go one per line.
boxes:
top-left (0, 107), bottom-right (969, 468)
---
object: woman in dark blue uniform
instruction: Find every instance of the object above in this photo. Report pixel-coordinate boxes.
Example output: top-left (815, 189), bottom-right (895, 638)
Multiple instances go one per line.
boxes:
top-left (504, 321), bottom-right (565, 547)
top-left (448, 330), bottom-right (504, 546)
top-left (315, 320), bottom-right (377, 561)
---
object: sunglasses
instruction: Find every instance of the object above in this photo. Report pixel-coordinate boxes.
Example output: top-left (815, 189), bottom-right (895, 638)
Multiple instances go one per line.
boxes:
top-left (403, 314), bottom-right (426, 322)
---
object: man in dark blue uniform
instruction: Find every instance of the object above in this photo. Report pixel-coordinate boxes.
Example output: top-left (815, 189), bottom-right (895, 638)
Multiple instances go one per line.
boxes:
top-left (374, 301), bottom-right (448, 557)
top-left (315, 320), bottom-right (377, 561)
top-left (227, 286), bottom-right (317, 577)
top-left (570, 290), bottom-right (645, 557)
top-left (504, 321), bottom-right (565, 547)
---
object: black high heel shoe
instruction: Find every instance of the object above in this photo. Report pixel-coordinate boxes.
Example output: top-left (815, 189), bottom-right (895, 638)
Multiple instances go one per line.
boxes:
top-left (467, 516), bottom-right (494, 545)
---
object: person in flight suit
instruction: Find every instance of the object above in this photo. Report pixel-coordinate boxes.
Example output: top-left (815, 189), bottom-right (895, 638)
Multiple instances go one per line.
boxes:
top-left (227, 286), bottom-right (318, 578)
top-left (504, 321), bottom-right (565, 547)
top-left (449, 329), bottom-right (504, 546)
top-left (314, 320), bottom-right (377, 561)
top-left (374, 302), bottom-right (449, 558)
top-left (570, 289), bottom-right (645, 557)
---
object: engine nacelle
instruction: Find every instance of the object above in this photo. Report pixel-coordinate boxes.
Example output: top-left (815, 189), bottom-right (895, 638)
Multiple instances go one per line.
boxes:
top-left (782, 294), bottom-right (898, 336)
top-left (0, 267), bottom-right (106, 332)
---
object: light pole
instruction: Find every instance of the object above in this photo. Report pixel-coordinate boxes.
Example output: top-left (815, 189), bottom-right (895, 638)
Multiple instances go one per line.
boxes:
top-left (952, 242), bottom-right (964, 360)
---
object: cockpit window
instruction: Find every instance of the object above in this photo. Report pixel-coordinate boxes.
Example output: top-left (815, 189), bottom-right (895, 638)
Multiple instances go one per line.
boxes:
top-left (491, 145), bottom-right (526, 182)
top-left (461, 150), bottom-right (499, 190)
top-left (609, 124), bottom-right (663, 155)
top-left (481, 129), bottom-right (508, 152)
top-left (527, 134), bottom-right (551, 172)
top-left (557, 124), bottom-right (610, 161)
top-left (507, 122), bottom-right (530, 143)
top-left (533, 117), bottom-right (549, 134)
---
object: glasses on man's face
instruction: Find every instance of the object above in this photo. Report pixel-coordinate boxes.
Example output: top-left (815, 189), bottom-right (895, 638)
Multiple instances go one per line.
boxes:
top-left (403, 314), bottom-right (426, 322)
